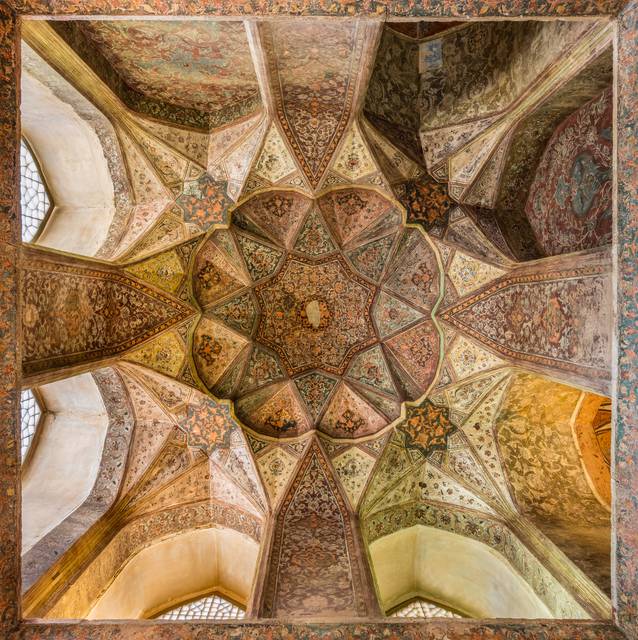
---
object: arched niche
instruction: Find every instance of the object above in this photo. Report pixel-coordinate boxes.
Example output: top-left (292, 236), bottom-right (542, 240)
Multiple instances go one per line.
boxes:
top-left (368, 525), bottom-right (553, 619)
top-left (572, 393), bottom-right (612, 510)
top-left (20, 44), bottom-right (118, 257)
top-left (22, 373), bottom-right (109, 553)
top-left (87, 528), bottom-right (259, 620)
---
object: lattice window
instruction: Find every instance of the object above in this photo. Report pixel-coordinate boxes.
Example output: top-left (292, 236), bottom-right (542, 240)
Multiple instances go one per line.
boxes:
top-left (390, 597), bottom-right (462, 619)
top-left (20, 139), bottom-right (51, 242)
top-left (157, 595), bottom-right (245, 621)
top-left (20, 389), bottom-right (42, 461)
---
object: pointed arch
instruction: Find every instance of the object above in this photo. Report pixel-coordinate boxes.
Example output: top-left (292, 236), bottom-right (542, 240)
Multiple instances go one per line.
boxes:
top-left (261, 439), bottom-right (375, 618)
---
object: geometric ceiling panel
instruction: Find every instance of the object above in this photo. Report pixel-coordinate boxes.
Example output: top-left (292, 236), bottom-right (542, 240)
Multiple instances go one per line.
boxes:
top-left (124, 249), bottom-right (186, 295)
top-left (236, 232), bottom-right (284, 282)
top-left (123, 328), bottom-right (187, 379)
top-left (19, 18), bottom-right (621, 628)
top-left (233, 190), bottom-right (311, 248)
top-left (193, 317), bottom-right (250, 389)
top-left (318, 188), bottom-right (402, 248)
top-left (262, 21), bottom-right (369, 188)
top-left (210, 291), bottom-right (259, 336)
top-left (459, 374), bottom-right (516, 509)
top-left (22, 248), bottom-right (194, 380)
top-left (191, 188), bottom-right (443, 438)
top-left (346, 233), bottom-right (396, 283)
top-left (261, 441), bottom-right (371, 617)
top-left (346, 345), bottom-right (397, 398)
top-left (331, 122), bottom-right (377, 182)
top-left (252, 123), bottom-right (298, 184)
top-left (293, 207), bottom-right (337, 258)
top-left (80, 20), bottom-right (261, 124)
top-left (447, 251), bottom-right (507, 298)
top-left (293, 371), bottom-right (339, 423)
top-left (384, 229), bottom-right (441, 311)
top-left (192, 232), bottom-right (249, 309)
top-left (255, 445), bottom-right (299, 508)
top-left (332, 446), bottom-right (377, 509)
top-left (447, 336), bottom-right (506, 382)
top-left (319, 381), bottom-right (387, 439)
top-left (442, 252), bottom-right (612, 393)
top-left (372, 290), bottom-right (426, 340)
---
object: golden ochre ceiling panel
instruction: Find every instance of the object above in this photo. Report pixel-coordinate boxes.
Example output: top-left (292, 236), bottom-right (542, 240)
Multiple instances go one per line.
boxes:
top-left (495, 372), bottom-right (611, 594)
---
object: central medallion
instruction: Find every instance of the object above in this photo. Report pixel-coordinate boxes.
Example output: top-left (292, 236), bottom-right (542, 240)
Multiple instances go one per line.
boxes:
top-left (255, 256), bottom-right (375, 376)
top-left (304, 299), bottom-right (325, 330)
top-left (191, 189), bottom-right (442, 439)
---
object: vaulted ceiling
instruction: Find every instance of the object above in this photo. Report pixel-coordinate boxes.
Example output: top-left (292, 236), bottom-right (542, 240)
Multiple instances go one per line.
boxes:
top-left (19, 16), bottom-right (614, 621)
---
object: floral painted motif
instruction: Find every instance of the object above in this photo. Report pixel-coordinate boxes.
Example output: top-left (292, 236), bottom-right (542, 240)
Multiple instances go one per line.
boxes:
top-left (80, 21), bottom-right (260, 116)
top-left (442, 258), bottom-right (612, 393)
top-left (294, 372), bottom-right (338, 421)
top-left (526, 88), bottom-right (612, 256)
top-left (401, 175), bottom-right (453, 233)
top-left (264, 21), bottom-right (365, 187)
top-left (256, 255), bottom-right (376, 375)
top-left (399, 400), bottom-right (456, 458)
top-left (22, 250), bottom-right (193, 377)
top-left (192, 189), bottom-right (443, 436)
top-left (179, 396), bottom-right (236, 456)
top-left (177, 174), bottom-right (232, 230)
top-left (262, 444), bottom-right (369, 617)
top-left (294, 208), bottom-right (337, 257)
top-left (196, 334), bottom-right (224, 367)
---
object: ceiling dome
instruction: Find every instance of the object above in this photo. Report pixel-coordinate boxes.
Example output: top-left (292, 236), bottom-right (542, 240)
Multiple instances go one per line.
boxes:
top-left (192, 187), bottom-right (443, 438)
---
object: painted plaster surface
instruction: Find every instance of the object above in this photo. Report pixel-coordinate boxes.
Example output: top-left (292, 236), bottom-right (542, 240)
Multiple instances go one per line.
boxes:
top-left (21, 247), bottom-right (195, 380)
top-left (526, 88), bottom-right (612, 256)
top-left (192, 189), bottom-right (442, 438)
top-left (80, 22), bottom-right (259, 117)
top-left (8, 0), bottom-right (626, 17)
top-left (441, 249), bottom-right (613, 394)
top-left (495, 372), bottom-right (611, 594)
top-left (615, 2), bottom-right (638, 636)
top-left (21, 369), bottom-right (134, 591)
top-left (0, 5), bottom-right (633, 639)
top-left (262, 442), bottom-right (371, 618)
top-left (0, 5), bottom-right (20, 636)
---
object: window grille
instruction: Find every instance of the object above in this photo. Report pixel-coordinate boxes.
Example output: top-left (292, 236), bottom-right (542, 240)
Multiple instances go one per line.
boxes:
top-left (157, 594), bottom-right (245, 621)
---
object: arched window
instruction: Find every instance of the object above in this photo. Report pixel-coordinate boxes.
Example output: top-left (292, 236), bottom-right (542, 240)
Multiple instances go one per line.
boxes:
top-left (389, 597), bottom-right (462, 619)
top-left (156, 594), bottom-right (245, 621)
top-left (20, 388), bottom-right (42, 461)
top-left (20, 139), bottom-right (52, 243)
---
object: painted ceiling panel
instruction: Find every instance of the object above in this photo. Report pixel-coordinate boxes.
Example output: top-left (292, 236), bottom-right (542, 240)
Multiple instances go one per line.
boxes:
top-left (263, 20), bottom-right (368, 187)
top-left (81, 21), bottom-right (261, 118)
top-left (21, 17), bottom-right (618, 622)
top-left (191, 188), bottom-right (444, 438)
top-left (495, 372), bottom-right (611, 594)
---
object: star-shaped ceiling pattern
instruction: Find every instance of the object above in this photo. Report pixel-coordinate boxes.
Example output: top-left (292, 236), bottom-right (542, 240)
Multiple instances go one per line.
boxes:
top-left (191, 188), bottom-right (442, 439)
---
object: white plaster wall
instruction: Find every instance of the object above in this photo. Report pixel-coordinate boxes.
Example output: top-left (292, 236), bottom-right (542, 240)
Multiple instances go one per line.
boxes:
top-left (369, 525), bottom-right (553, 618)
top-left (87, 528), bottom-right (259, 619)
top-left (21, 70), bottom-right (116, 257)
top-left (21, 373), bottom-right (108, 553)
